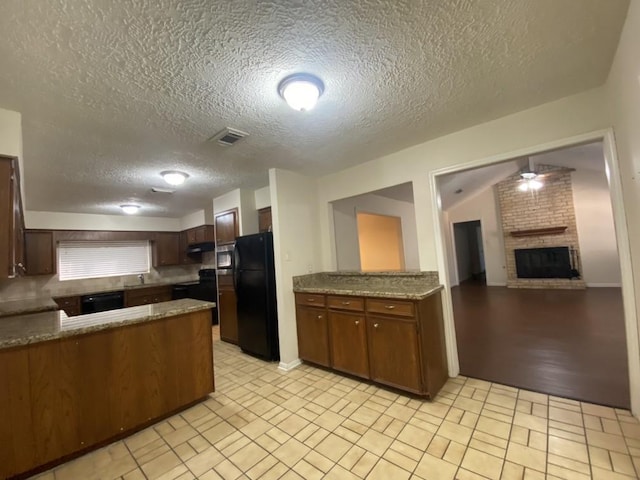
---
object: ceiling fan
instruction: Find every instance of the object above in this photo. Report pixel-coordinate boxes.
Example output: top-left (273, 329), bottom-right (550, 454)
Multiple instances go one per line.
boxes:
top-left (517, 158), bottom-right (572, 192)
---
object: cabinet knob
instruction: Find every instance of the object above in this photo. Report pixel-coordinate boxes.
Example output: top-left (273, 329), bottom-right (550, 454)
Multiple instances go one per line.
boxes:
top-left (342, 301), bottom-right (351, 305)
top-left (307, 298), bottom-right (315, 302)
top-left (355, 320), bottom-right (359, 325)
top-left (317, 315), bottom-right (323, 319)
top-left (384, 305), bottom-right (395, 310)
top-left (374, 323), bottom-right (379, 328)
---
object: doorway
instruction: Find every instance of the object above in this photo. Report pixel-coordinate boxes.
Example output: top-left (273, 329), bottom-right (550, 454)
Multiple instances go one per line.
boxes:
top-left (452, 220), bottom-right (486, 285)
top-left (434, 137), bottom-right (633, 408)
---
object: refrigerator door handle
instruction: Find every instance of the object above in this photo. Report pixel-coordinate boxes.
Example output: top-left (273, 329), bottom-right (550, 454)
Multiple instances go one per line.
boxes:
top-left (233, 246), bottom-right (240, 292)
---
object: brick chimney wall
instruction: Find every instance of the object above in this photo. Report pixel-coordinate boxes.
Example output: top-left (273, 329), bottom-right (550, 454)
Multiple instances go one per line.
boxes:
top-left (496, 165), bottom-right (585, 289)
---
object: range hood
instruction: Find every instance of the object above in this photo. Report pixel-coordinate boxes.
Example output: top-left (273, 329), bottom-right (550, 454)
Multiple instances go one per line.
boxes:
top-left (187, 242), bottom-right (215, 254)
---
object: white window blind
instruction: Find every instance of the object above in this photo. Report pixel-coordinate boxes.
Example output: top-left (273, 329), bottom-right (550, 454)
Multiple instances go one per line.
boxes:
top-left (58, 241), bottom-right (151, 281)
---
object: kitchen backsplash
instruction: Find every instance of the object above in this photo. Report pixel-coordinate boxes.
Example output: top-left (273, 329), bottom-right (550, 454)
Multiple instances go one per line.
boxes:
top-left (0, 251), bottom-right (216, 301)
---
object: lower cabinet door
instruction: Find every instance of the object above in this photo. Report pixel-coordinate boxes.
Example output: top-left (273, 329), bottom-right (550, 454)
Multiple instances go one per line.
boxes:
top-left (219, 288), bottom-right (238, 344)
top-left (296, 305), bottom-right (330, 367)
top-left (367, 316), bottom-right (422, 393)
top-left (328, 311), bottom-right (369, 378)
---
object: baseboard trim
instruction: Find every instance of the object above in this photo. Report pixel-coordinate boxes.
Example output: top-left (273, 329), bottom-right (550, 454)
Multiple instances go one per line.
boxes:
top-left (278, 359), bottom-right (302, 372)
top-left (486, 282), bottom-right (507, 287)
top-left (586, 283), bottom-right (622, 288)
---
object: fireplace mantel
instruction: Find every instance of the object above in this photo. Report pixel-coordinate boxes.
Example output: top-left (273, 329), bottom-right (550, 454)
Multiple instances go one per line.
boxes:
top-left (509, 226), bottom-right (568, 237)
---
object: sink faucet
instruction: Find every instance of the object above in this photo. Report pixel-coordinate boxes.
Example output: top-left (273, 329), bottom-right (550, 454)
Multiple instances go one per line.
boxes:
top-left (138, 274), bottom-right (145, 285)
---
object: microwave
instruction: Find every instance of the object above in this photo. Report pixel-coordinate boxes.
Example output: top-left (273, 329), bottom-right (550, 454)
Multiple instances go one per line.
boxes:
top-left (216, 244), bottom-right (235, 272)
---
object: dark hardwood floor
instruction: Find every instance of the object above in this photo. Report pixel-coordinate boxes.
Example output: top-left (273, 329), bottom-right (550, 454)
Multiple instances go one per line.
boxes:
top-left (451, 284), bottom-right (630, 408)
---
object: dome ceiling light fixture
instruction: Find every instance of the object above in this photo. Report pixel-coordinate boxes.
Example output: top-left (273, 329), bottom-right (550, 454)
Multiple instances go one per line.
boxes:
top-left (161, 170), bottom-right (189, 186)
top-left (120, 204), bottom-right (141, 215)
top-left (278, 73), bottom-right (324, 112)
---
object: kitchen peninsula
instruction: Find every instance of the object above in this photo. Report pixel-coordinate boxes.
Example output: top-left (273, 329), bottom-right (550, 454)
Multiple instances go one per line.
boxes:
top-left (293, 271), bottom-right (447, 398)
top-left (0, 298), bottom-right (215, 479)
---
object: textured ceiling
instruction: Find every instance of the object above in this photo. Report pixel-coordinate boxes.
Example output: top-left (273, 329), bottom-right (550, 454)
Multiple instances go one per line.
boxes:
top-left (0, 0), bottom-right (629, 217)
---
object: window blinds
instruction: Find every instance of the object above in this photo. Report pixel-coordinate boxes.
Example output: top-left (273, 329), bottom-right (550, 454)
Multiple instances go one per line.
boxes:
top-left (58, 241), bottom-right (151, 281)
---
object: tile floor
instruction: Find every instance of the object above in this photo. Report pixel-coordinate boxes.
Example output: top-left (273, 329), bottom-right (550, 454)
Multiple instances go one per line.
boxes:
top-left (32, 328), bottom-right (640, 480)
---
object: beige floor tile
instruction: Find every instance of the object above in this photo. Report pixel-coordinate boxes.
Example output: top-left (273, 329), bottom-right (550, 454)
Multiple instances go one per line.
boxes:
top-left (443, 439), bottom-right (466, 465)
top-left (513, 411), bottom-right (547, 434)
top-left (303, 449), bottom-right (335, 473)
top-left (125, 427), bottom-right (161, 452)
top-left (368, 458), bottom-right (412, 480)
top-left (586, 429), bottom-right (628, 453)
top-left (500, 461), bottom-right (524, 480)
top-left (397, 423), bottom-right (434, 450)
top-left (338, 444), bottom-right (366, 470)
top-left (213, 458), bottom-right (243, 480)
top-left (227, 442), bottom-right (268, 472)
top-left (437, 419), bottom-right (473, 445)
top-left (548, 435), bottom-right (589, 463)
top-left (386, 403), bottom-right (417, 422)
top-left (609, 451), bottom-right (637, 476)
top-left (272, 438), bottom-right (311, 468)
top-left (356, 429), bottom-right (394, 456)
top-left (461, 447), bottom-right (503, 480)
top-left (581, 403), bottom-right (617, 420)
top-left (549, 406), bottom-right (584, 427)
top-left (141, 450), bottom-right (183, 480)
top-left (292, 459), bottom-right (323, 480)
top-left (486, 392), bottom-right (517, 410)
top-left (547, 452), bottom-right (591, 475)
top-left (244, 455), bottom-right (278, 479)
top-left (505, 442), bottom-right (546, 472)
top-left (323, 464), bottom-right (361, 480)
top-left (350, 450), bottom-right (379, 477)
top-left (314, 432), bottom-right (352, 462)
top-left (123, 469), bottom-right (147, 480)
top-left (350, 405), bottom-right (382, 427)
top-left (202, 421), bottom-right (237, 445)
top-left (546, 463), bottom-right (590, 480)
top-left (414, 452), bottom-right (458, 480)
top-left (476, 415), bottom-right (512, 440)
top-left (519, 390), bottom-right (548, 405)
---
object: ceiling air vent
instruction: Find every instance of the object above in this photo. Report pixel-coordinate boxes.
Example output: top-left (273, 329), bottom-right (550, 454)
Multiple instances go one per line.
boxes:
top-left (150, 187), bottom-right (176, 194)
top-left (209, 127), bottom-right (249, 147)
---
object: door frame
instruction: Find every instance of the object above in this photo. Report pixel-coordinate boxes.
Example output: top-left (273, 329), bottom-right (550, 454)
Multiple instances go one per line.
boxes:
top-left (429, 128), bottom-right (640, 413)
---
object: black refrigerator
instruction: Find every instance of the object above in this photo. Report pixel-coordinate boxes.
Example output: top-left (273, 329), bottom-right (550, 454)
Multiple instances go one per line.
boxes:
top-left (234, 232), bottom-right (280, 361)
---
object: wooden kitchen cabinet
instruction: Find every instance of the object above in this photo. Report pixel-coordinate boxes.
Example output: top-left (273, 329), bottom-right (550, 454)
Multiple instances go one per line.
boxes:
top-left (25, 230), bottom-right (55, 276)
top-left (0, 156), bottom-right (25, 278)
top-left (218, 275), bottom-right (238, 344)
top-left (295, 293), bottom-right (330, 367)
top-left (185, 225), bottom-right (215, 245)
top-left (366, 315), bottom-right (422, 393)
top-left (214, 208), bottom-right (238, 245)
top-left (124, 285), bottom-right (172, 307)
top-left (258, 207), bottom-right (272, 233)
top-left (294, 290), bottom-right (448, 398)
top-left (153, 232), bottom-right (180, 267)
top-left (179, 231), bottom-right (199, 265)
top-left (328, 295), bottom-right (369, 378)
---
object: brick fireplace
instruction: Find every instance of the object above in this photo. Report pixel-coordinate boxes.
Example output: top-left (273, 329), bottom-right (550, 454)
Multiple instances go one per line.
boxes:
top-left (496, 164), bottom-right (586, 289)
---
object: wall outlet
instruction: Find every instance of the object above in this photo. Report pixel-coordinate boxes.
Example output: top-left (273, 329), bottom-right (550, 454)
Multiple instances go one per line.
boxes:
top-left (307, 263), bottom-right (313, 273)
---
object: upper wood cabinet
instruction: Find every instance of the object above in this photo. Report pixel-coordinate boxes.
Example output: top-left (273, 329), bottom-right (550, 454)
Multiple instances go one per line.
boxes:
top-left (179, 231), bottom-right (199, 265)
top-left (185, 225), bottom-right (215, 245)
top-left (152, 232), bottom-right (181, 267)
top-left (0, 156), bottom-right (25, 278)
top-left (214, 209), bottom-right (238, 245)
top-left (258, 207), bottom-right (272, 233)
top-left (25, 230), bottom-right (55, 276)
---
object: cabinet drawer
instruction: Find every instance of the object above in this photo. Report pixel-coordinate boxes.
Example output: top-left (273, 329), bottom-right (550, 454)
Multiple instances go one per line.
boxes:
top-left (327, 295), bottom-right (364, 312)
top-left (366, 298), bottom-right (415, 318)
top-left (295, 293), bottom-right (325, 307)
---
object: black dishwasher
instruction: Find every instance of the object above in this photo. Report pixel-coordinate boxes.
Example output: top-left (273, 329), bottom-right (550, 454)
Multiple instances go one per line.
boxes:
top-left (81, 291), bottom-right (125, 314)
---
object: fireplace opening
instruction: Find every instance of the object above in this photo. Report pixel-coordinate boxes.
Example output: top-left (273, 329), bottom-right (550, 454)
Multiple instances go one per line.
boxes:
top-left (514, 246), bottom-right (577, 279)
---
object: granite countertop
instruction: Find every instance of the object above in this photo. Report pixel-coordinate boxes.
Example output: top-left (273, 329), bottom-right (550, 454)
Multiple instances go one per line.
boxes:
top-left (0, 299), bottom-right (216, 350)
top-left (293, 271), bottom-right (443, 300)
top-left (0, 297), bottom-right (60, 318)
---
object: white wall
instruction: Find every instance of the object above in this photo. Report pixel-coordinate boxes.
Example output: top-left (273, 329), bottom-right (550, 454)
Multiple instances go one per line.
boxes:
top-left (331, 193), bottom-right (419, 271)
top-left (0, 107), bottom-right (24, 200)
top-left (269, 169), bottom-right (321, 369)
top-left (572, 167), bottom-right (621, 286)
top-left (445, 188), bottom-right (506, 286)
top-left (25, 210), bottom-right (181, 231)
top-left (180, 210), bottom-right (207, 230)
top-left (605, 0), bottom-right (640, 414)
top-left (213, 188), bottom-right (259, 236)
top-left (254, 186), bottom-right (271, 210)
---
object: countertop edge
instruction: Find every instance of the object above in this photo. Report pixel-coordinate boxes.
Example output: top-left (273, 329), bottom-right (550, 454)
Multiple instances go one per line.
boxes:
top-left (293, 285), bottom-right (444, 300)
top-left (0, 301), bottom-right (215, 350)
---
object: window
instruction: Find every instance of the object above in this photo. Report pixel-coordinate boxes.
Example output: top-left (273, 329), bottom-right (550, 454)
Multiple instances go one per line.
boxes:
top-left (58, 241), bottom-right (151, 281)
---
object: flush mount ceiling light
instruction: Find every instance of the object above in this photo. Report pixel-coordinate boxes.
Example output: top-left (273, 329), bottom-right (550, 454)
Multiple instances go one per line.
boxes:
top-left (161, 170), bottom-right (189, 186)
top-left (278, 73), bottom-right (324, 111)
top-left (120, 204), bottom-right (141, 214)
top-left (518, 178), bottom-right (543, 192)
